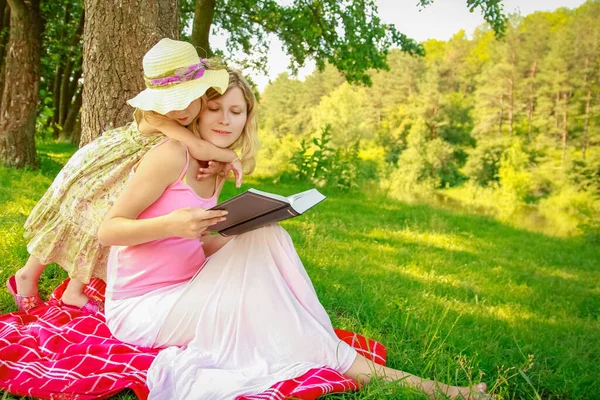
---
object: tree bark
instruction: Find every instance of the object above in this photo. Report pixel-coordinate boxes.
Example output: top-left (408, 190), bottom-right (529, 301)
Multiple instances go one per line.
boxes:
top-left (498, 93), bottom-right (504, 135)
top-left (59, 57), bottom-right (74, 126)
top-left (508, 77), bottom-right (514, 138)
top-left (581, 87), bottom-right (591, 161)
top-left (0, 0), bottom-right (10, 110)
top-left (61, 85), bottom-right (82, 141)
top-left (80, 0), bottom-right (179, 146)
top-left (527, 60), bottom-right (537, 141)
top-left (70, 117), bottom-right (81, 146)
top-left (190, 0), bottom-right (215, 56)
top-left (561, 92), bottom-right (568, 167)
top-left (0, 0), bottom-right (8, 64)
top-left (580, 57), bottom-right (591, 161)
top-left (0, 0), bottom-right (41, 168)
top-left (51, 62), bottom-right (64, 132)
top-left (60, 10), bottom-right (85, 128)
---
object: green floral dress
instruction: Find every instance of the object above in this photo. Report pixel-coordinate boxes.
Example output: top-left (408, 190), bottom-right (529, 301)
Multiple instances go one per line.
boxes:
top-left (24, 121), bottom-right (165, 283)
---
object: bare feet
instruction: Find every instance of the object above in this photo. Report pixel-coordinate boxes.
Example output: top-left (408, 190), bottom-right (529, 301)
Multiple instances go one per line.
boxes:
top-left (345, 355), bottom-right (490, 400)
top-left (448, 382), bottom-right (489, 399)
top-left (421, 380), bottom-right (488, 399)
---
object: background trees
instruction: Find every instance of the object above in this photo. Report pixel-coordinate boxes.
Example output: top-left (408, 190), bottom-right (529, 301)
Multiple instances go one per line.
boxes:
top-left (258, 1), bottom-right (599, 237)
top-left (1, 0), bottom-right (508, 166)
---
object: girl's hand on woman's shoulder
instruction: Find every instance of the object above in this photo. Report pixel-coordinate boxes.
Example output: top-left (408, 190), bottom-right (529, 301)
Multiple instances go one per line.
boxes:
top-left (197, 160), bottom-right (242, 188)
top-left (167, 207), bottom-right (228, 239)
top-left (196, 161), bottom-right (228, 181)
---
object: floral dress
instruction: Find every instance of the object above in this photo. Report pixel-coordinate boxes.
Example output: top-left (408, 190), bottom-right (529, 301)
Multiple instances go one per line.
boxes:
top-left (23, 121), bottom-right (165, 283)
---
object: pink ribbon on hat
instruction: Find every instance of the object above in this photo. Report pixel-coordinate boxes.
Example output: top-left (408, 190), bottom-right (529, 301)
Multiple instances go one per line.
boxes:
top-left (145, 58), bottom-right (207, 88)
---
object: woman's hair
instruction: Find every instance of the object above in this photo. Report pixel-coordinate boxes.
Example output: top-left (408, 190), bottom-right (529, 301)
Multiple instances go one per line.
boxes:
top-left (191, 67), bottom-right (259, 175)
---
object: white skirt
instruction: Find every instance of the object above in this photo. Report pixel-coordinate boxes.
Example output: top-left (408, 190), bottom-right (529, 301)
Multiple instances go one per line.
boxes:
top-left (106, 224), bottom-right (357, 400)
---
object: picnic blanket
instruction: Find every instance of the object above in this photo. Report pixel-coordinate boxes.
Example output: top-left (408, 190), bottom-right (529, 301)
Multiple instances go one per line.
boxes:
top-left (0, 279), bottom-right (386, 400)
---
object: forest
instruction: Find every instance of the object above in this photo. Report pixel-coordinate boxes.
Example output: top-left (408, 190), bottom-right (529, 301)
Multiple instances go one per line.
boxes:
top-left (256, 1), bottom-right (599, 239)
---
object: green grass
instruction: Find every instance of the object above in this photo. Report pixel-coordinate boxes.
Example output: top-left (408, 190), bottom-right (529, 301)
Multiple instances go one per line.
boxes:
top-left (1, 142), bottom-right (599, 399)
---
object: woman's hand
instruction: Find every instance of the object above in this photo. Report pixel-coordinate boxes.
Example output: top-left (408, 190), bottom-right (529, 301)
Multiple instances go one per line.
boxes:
top-left (167, 207), bottom-right (228, 239)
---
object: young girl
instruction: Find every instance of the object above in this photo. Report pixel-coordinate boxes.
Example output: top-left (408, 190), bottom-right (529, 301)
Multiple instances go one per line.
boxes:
top-left (99, 69), bottom-right (488, 400)
top-left (6, 38), bottom-right (243, 314)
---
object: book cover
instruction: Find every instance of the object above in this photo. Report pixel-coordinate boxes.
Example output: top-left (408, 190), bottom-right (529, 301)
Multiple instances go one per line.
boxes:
top-left (208, 188), bottom-right (326, 236)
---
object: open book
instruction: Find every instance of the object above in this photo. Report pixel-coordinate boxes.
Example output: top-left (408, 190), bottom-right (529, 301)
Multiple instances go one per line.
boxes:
top-left (208, 188), bottom-right (326, 236)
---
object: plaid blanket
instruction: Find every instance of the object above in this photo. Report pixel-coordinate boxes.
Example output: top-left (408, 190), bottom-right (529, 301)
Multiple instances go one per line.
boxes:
top-left (0, 279), bottom-right (386, 400)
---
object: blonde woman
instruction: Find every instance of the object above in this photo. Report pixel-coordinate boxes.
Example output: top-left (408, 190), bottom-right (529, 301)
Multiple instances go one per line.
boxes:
top-left (99, 70), bottom-right (489, 400)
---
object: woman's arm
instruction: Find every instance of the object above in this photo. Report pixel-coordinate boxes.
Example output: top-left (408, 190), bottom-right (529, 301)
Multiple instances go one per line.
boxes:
top-left (200, 234), bottom-right (234, 257)
top-left (98, 141), bottom-right (227, 246)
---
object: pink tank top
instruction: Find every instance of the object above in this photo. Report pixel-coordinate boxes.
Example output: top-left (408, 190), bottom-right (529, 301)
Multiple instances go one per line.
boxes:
top-left (106, 140), bottom-right (221, 300)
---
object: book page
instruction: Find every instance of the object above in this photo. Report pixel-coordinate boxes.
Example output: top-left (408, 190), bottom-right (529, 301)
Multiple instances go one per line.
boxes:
top-left (248, 188), bottom-right (290, 204)
top-left (288, 189), bottom-right (326, 214)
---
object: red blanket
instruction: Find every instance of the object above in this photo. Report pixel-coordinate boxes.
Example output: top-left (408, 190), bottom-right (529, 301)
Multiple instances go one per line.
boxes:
top-left (0, 279), bottom-right (386, 400)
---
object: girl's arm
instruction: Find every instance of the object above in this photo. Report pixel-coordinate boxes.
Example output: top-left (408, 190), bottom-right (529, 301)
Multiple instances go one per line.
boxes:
top-left (140, 118), bottom-right (243, 187)
top-left (98, 141), bottom-right (227, 246)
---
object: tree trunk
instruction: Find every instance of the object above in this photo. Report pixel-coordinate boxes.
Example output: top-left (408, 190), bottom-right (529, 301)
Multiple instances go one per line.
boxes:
top-left (0, 0), bottom-right (41, 169)
top-left (68, 67), bottom-right (82, 104)
top-left (190, 0), bottom-right (215, 56)
top-left (59, 57), bottom-right (74, 126)
top-left (80, 0), bottom-right (179, 146)
top-left (508, 78), bottom-right (514, 138)
top-left (70, 117), bottom-right (81, 146)
top-left (431, 102), bottom-right (439, 139)
top-left (51, 62), bottom-right (64, 133)
top-left (61, 85), bottom-right (82, 140)
top-left (498, 93), bottom-right (504, 135)
top-left (580, 57), bottom-right (590, 161)
top-left (561, 92), bottom-right (568, 167)
top-left (60, 10), bottom-right (85, 129)
top-left (527, 60), bottom-right (537, 141)
top-left (0, 0), bottom-right (10, 110)
top-left (554, 91), bottom-right (560, 131)
top-left (581, 87), bottom-right (591, 161)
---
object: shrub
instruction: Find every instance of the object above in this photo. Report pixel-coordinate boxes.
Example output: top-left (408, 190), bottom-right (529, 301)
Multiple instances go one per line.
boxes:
top-left (463, 141), bottom-right (505, 186)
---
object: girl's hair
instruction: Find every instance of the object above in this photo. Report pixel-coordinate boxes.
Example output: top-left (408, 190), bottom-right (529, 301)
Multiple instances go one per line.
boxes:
top-left (191, 68), bottom-right (259, 174)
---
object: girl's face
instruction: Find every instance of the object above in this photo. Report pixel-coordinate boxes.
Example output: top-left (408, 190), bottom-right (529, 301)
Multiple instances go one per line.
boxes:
top-left (165, 98), bottom-right (202, 126)
top-left (198, 87), bottom-right (247, 148)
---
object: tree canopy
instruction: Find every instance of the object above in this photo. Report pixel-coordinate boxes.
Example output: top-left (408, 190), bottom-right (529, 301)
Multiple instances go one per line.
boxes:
top-left (187, 0), bottom-right (508, 85)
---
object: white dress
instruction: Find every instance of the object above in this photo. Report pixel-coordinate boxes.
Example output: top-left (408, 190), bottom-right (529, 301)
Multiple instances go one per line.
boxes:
top-left (106, 224), bottom-right (357, 400)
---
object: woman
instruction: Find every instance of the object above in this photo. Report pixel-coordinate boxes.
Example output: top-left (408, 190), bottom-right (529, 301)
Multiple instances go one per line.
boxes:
top-left (99, 68), bottom-right (488, 400)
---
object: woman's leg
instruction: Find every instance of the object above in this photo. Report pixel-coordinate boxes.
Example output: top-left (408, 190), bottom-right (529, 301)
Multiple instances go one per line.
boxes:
top-left (344, 354), bottom-right (487, 399)
top-left (15, 255), bottom-right (46, 295)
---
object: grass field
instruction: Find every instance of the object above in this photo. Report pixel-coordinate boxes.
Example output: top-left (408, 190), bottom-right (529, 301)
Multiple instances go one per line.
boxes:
top-left (1, 142), bottom-right (599, 399)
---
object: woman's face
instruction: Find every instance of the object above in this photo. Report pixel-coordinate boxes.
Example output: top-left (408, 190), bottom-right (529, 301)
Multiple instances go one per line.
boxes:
top-left (197, 87), bottom-right (247, 148)
top-left (165, 98), bottom-right (202, 126)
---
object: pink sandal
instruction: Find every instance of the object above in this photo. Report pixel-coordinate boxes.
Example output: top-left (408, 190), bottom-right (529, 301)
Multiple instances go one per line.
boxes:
top-left (61, 297), bottom-right (104, 314)
top-left (6, 275), bottom-right (44, 312)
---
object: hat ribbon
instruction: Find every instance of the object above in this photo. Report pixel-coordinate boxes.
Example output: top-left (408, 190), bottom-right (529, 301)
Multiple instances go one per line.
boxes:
top-left (144, 59), bottom-right (207, 89)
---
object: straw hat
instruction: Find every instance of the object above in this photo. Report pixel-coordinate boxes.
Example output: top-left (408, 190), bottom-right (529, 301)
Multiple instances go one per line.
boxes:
top-left (127, 38), bottom-right (229, 114)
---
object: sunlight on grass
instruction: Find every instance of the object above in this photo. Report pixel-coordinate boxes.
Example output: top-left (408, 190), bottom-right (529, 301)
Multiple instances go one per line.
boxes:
top-left (1, 143), bottom-right (599, 400)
